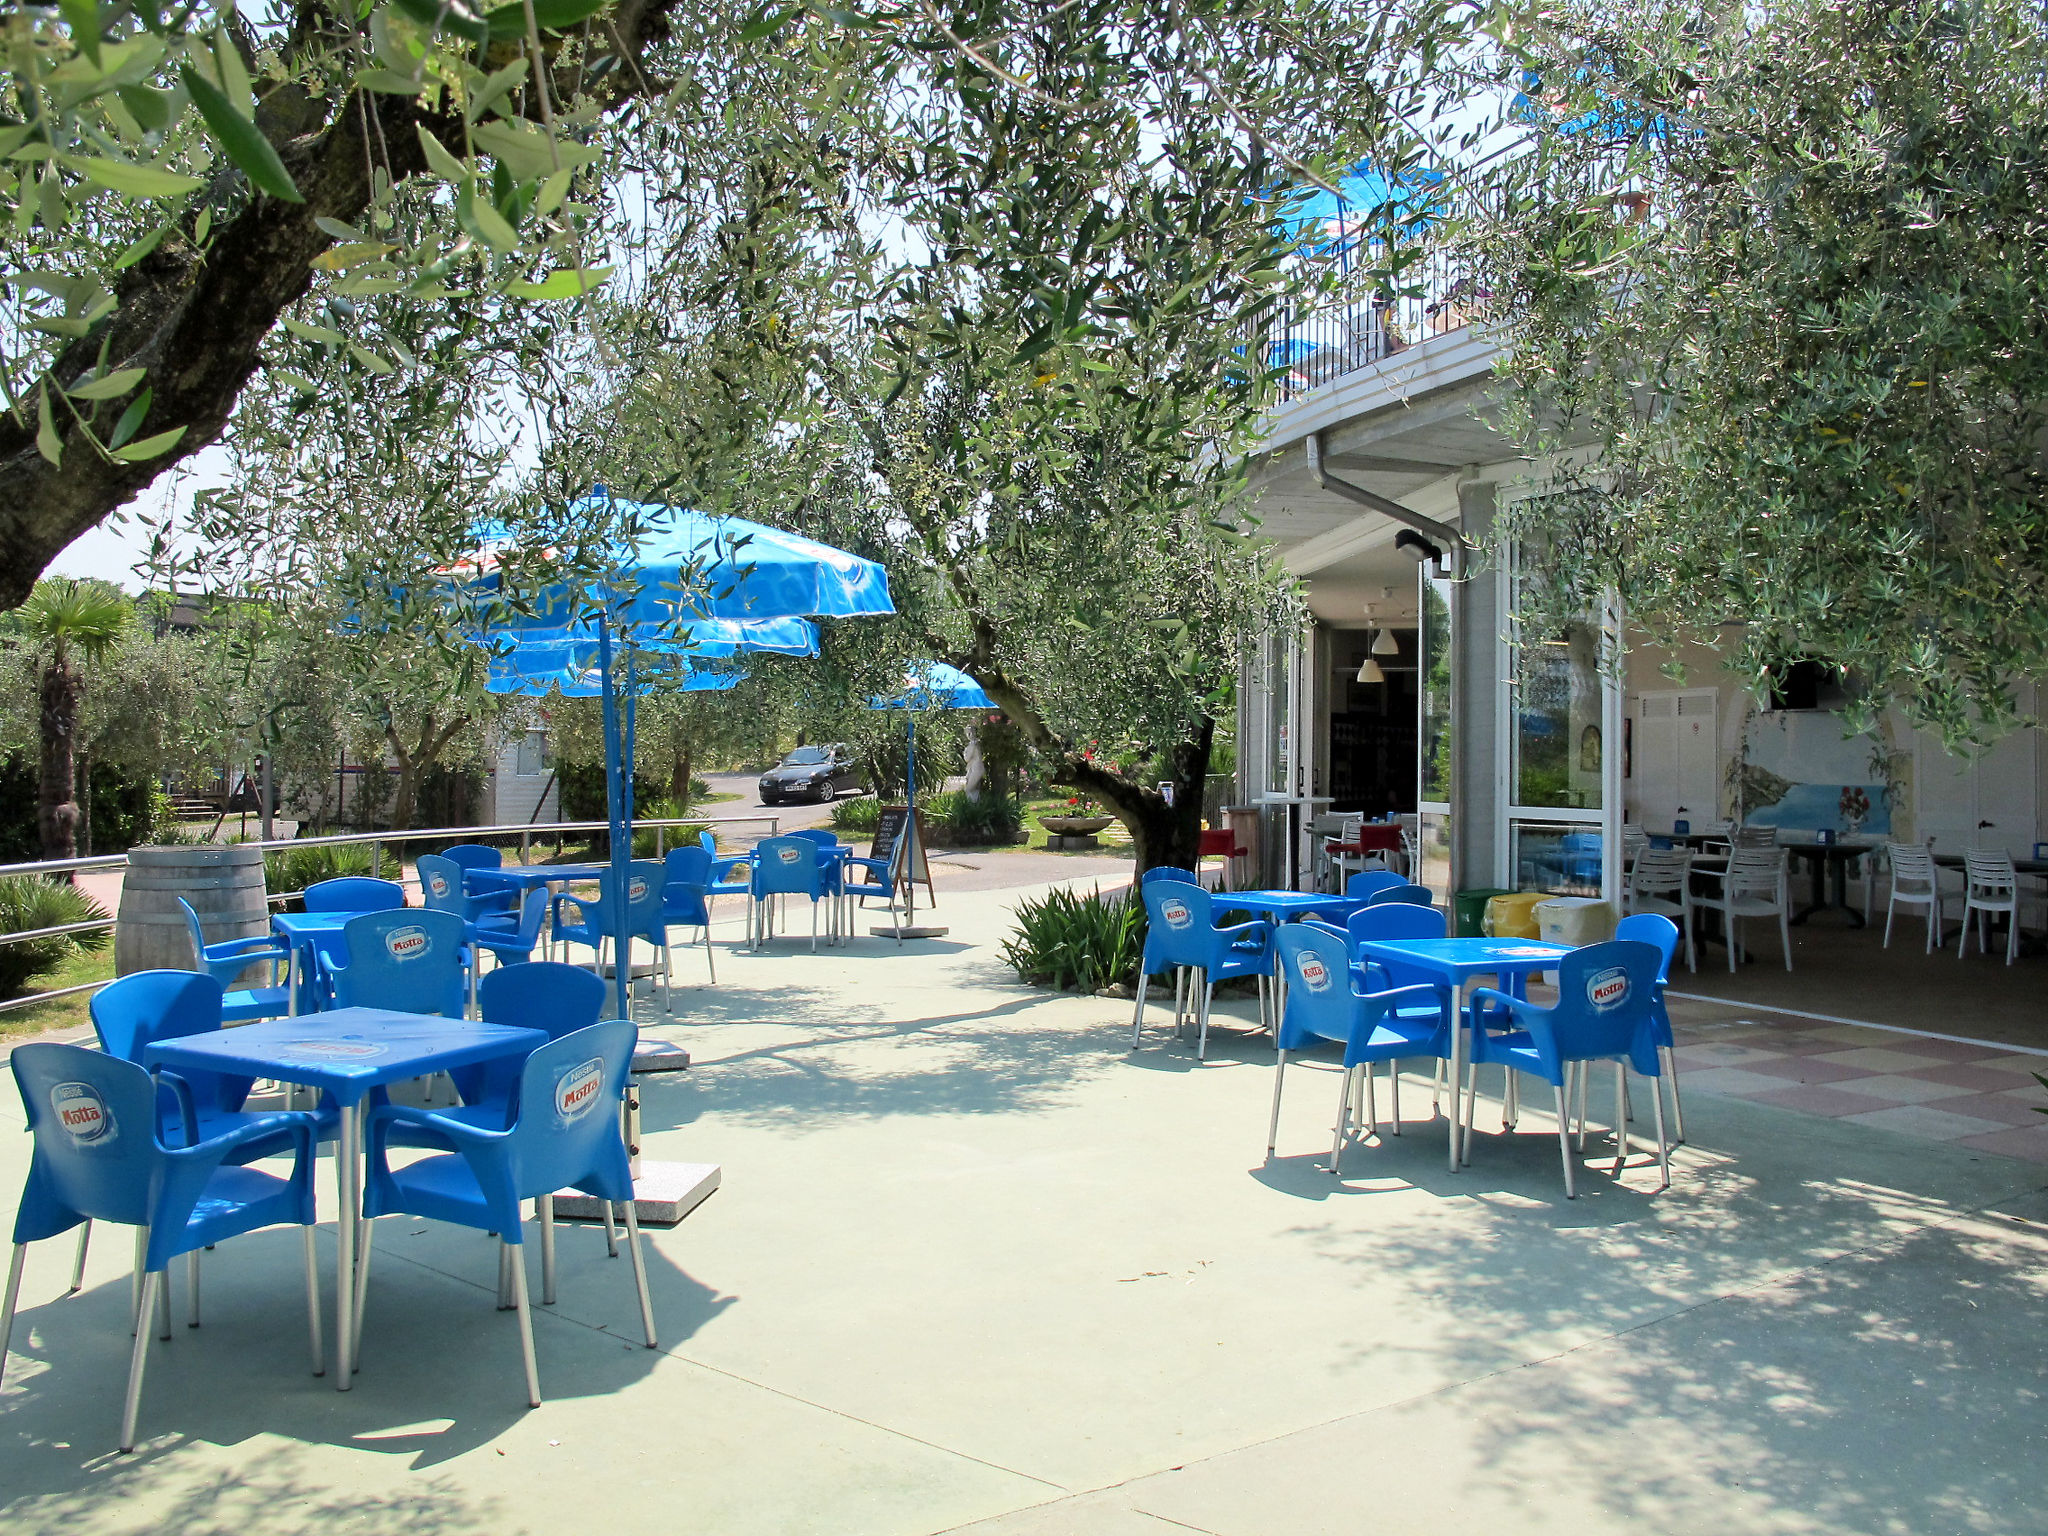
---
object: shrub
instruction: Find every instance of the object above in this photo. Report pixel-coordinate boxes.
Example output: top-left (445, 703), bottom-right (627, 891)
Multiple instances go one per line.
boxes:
top-left (1001, 885), bottom-right (1144, 992)
top-left (0, 876), bottom-right (110, 999)
top-left (931, 790), bottom-right (1024, 846)
top-left (264, 841), bottom-right (379, 905)
top-left (830, 796), bottom-right (883, 834)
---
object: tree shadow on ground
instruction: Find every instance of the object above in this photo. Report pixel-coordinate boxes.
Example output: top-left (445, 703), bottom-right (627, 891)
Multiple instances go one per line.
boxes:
top-left (1243, 1081), bottom-right (2048, 1533)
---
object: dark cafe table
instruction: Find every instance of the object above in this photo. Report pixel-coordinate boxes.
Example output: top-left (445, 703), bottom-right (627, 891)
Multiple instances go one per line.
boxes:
top-left (1781, 839), bottom-right (1883, 927)
top-left (145, 1010), bottom-right (547, 1388)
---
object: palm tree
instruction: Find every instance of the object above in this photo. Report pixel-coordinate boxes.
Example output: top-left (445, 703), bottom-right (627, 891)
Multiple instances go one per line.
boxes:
top-left (17, 580), bottom-right (130, 861)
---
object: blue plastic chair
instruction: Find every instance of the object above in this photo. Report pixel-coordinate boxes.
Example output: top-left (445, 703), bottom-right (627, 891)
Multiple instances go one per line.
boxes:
top-left (177, 898), bottom-right (290, 1023)
top-left (1, 1042), bottom-right (324, 1452)
top-left (360, 1020), bottom-right (656, 1407)
top-left (439, 843), bottom-right (503, 871)
top-left (91, 968), bottom-right (332, 1156)
top-left (553, 861), bottom-right (673, 1011)
top-left (418, 853), bottom-right (515, 926)
top-left (1346, 902), bottom-right (1448, 988)
top-left (1467, 939), bottom-right (1670, 1197)
top-left (749, 837), bottom-right (832, 951)
top-left (1141, 866), bottom-right (1201, 886)
top-left (435, 962), bottom-right (611, 1126)
top-left (1616, 911), bottom-right (1686, 1142)
top-left (1364, 882), bottom-right (1436, 908)
top-left (1131, 880), bottom-right (1273, 1060)
top-left (302, 876), bottom-right (406, 913)
top-left (1345, 869), bottom-right (1406, 902)
top-left (327, 908), bottom-right (471, 1017)
top-left (698, 831), bottom-right (752, 894)
top-left (661, 847), bottom-right (718, 984)
top-left (1267, 925), bottom-right (1454, 1172)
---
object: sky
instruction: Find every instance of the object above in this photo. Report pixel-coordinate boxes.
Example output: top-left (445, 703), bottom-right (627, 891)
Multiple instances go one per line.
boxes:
top-left (49, 442), bottom-right (237, 592)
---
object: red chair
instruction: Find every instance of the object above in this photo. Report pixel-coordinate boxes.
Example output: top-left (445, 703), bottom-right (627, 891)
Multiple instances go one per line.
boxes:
top-left (1198, 828), bottom-right (1244, 890)
top-left (1325, 823), bottom-right (1405, 887)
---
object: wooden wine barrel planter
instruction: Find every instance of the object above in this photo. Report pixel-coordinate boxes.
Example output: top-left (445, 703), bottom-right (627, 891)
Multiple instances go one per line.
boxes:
top-left (115, 845), bottom-right (271, 978)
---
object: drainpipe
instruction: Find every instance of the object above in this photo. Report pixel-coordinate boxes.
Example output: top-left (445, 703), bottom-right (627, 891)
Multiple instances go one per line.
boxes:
top-left (1303, 432), bottom-right (1469, 577)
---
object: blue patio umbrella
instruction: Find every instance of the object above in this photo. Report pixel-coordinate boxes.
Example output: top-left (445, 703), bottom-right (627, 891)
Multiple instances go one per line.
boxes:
top-left (1282, 163), bottom-right (1446, 268)
top-left (863, 664), bottom-right (994, 924)
top-left (450, 492), bottom-right (894, 1016)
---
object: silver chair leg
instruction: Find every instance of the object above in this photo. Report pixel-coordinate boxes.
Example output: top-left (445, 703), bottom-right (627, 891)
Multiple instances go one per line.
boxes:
top-left (0, 1243), bottom-right (26, 1372)
top-left (540, 1195), bottom-right (558, 1306)
top-left (353, 1215), bottom-right (375, 1362)
top-left (186, 1249), bottom-right (201, 1328)
top-left (131, 1226), bottom-right (146, 1334)
top-left (1197, 977), bottom-right (1214, 1060)
top-left (155, 1262), bottom-right (171, 1341)
top-left (622, 1199), bottom-right (657, 1349)
top-left (497, 1239), bottom-right (514, 1310)
top-left (67, 1222), bottom-right (90, 1295)
top-left (121, 1271), bottom-right (161, 1453)
top-left (1362, 1062), bottom-right (1378, 1137)
top-left (1661, 1045), bottom-right (1686, 1142)
top-left (1390, 1062), bottom-right (1403, 1135)
top-left (1553, 1085), bottom-right (1577, 1199)
top-left (1265, 1049), bottom-right (1288, 1158)
top-left (1130, 969), bottom-right (1151, 1049)
top-left (1330, 1065), bottom-right (1352, 1175)
top-left (602, 1200), bottom-right (619, 1259)
top-left (703, 925), bottom-right (716, 985)
top-left (1613, 1062), bottom-right (1629, 1173)
top-left (508, 1242), bottom-right (541, 1408)
top-left (1651, 1072), bottom-right (1672, 1190)
top-left (302, 1226), bottom-right (325, 1377)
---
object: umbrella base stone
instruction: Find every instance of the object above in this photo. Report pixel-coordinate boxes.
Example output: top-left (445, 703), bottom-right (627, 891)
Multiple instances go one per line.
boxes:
top-left (870, 923), bottom-right (950, 939)
top-left (554, 1162), bottom-right (720, 1227)
top-left (632, 1039), bottom-right (692, 1073)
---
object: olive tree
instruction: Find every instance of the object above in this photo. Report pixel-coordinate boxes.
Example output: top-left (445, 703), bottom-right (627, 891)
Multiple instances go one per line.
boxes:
top-left (1474, 0), bottom-right (2048, 744)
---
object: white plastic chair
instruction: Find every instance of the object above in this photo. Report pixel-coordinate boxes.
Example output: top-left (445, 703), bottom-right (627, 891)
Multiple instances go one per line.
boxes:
top-left (1881, 843), bottom-right (1945, 951)
top-left (1958, 850), bottom-right (2029, 965)
top-left (1733, 824), bottom-right (1778, 849)
top-left (1693, 848), bottom-right (1792, 972)
top-left (1625, 847), bottom-right (1696, 972)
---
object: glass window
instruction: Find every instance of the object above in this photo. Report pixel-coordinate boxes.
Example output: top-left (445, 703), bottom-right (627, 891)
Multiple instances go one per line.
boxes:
top-left (1510, 570), bottom-right (1603, 811)
top-left (1418, 570), bottom-right (1453, 806)
top-left (515, 730), bottom-right (549, 776)
top-left (1512, 822), bottom-right (1603, 895)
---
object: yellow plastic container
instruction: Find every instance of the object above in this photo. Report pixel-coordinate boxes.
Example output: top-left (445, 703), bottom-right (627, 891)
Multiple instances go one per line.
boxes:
top-left (1482, 891), bottom-right (1549, 939)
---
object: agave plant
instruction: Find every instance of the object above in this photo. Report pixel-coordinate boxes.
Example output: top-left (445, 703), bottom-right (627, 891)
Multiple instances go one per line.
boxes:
top-left (1002, 885), bottom-right (1145, 993)
top-left (0, 875), bottom-right (110, 999)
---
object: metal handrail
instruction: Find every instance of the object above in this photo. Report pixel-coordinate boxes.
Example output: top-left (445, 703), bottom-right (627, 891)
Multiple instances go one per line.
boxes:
top-left (0, 810), bottom-right (785, 1014)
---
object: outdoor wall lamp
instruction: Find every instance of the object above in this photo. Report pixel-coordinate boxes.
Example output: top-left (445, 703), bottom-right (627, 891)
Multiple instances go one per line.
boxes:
top-left (1394, 528), bottom-right (1445, 569)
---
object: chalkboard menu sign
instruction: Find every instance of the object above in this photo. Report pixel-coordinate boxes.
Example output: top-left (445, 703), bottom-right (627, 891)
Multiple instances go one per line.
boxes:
top-left (869, 805), bottom-right (933, 898)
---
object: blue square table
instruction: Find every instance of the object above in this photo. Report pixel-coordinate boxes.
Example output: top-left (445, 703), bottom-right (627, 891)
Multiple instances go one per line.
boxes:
top-left (145, 1009), bottom-right (547, 1388)
top-left (465, 862), bottom-right (609, 894)
top-left (269, 910), bottom-right (368, 1014)
top-left (1213, 890), bottom-right (1369, 923)
top-left (1358, 938), bottom-right (1572, 1169)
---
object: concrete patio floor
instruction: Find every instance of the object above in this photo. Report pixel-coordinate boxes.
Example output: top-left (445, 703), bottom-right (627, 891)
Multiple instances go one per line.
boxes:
top-left (1, 878), bottom-right (2043, 1536)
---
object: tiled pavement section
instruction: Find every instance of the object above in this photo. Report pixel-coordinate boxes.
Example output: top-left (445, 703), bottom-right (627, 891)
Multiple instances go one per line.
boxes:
top-left (1668, 1011), bottom-right (2048, 1162)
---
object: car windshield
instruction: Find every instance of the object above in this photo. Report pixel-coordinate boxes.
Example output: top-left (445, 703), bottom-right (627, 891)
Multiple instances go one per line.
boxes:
top-left (783, 747), bottom-right (830, 765)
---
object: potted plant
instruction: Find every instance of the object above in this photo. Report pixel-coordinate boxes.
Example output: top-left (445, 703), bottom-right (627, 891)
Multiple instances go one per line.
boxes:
top-left (1040, 794), bottom-right (1115, 836)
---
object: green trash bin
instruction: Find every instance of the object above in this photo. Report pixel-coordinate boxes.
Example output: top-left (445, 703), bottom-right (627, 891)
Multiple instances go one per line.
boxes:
top-left (1454, 888), bottom-right (1512, 938)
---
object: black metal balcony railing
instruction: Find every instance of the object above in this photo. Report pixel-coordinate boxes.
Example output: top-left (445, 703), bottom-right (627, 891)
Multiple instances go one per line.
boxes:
top-left (1266, 240), bottom-right (1485, 403)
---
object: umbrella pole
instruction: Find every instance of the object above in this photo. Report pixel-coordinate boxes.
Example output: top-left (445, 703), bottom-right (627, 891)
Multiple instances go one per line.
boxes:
top-left (904, 709), bottom-right (916, 921)
top-left (596, 616), bottom-right (633, 1023)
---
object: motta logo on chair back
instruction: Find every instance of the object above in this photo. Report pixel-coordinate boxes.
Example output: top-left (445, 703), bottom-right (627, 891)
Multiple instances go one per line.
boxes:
top-left (385, 925), bottom-right (430, 961)
top-left (554, 1058), bottom-right (605, 1123)
top-left (427, 871), bottom-right (451, 898)
top-left (1159, 898), bottom-right (1192, 929)
top-left (1585, 966), bottom-right (1630, 1010)
top-left (1296, 953), bottom-right (1333, 992)
top-left (777, 846), bottom-right (801, 865)
top-left (628, 877), bottom-right (650, 902)
top-left (50, 1081), bottom-right (114, 1145)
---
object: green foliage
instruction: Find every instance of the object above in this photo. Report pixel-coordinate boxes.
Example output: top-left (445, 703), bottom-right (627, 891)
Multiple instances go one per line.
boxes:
top-left (1001, 885), bottom-right (1144, 993)
top-left (264, 841), bottom-right (378, 902)
top-left (829, 796), bottom-right (883, 835)
top-left (0, 876), bottom-right (109, 1000)
top-left (1477, 0), bottom-right (2048, 744)
top-left (927, 791), bottom-right (1024, 846)
top-left (556, 760), bottom-right (665, 822)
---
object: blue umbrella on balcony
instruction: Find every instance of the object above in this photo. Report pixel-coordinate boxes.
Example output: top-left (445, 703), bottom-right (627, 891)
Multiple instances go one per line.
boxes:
top-left (450, 492), bottom-right (894, 1016)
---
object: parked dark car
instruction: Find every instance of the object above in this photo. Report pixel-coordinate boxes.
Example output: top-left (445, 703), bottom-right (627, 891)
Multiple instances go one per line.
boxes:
top-left (759, 744), bottom-right (865, 805)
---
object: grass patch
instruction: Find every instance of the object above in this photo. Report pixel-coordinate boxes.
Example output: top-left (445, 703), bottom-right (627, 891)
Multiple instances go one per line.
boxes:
top-left (0, 942), bottom-right (114, 1041)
